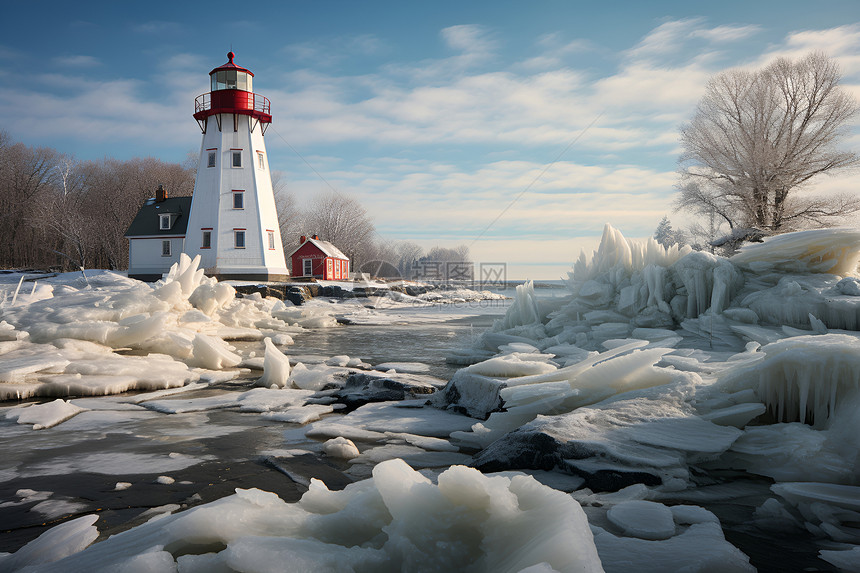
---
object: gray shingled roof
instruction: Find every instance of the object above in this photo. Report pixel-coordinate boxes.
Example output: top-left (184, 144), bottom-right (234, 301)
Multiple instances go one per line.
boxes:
top-left (124, 196), bottom-right (193, 238)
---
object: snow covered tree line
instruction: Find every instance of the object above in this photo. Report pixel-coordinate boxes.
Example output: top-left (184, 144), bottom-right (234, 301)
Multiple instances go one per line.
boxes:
top-left (675, 51), bottom-right (860, 249)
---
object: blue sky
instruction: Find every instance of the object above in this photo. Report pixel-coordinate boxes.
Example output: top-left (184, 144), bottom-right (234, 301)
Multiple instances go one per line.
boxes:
top-left (2, 1), bottom-right (859, 278)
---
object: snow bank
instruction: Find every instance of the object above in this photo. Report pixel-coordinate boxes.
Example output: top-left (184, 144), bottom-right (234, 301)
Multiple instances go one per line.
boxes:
top-left (0, 255), bottom-right (340, 400)
top-left (16, 459), bottom-right (603, 573)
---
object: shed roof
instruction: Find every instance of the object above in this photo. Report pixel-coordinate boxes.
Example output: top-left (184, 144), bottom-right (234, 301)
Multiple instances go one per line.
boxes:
top-left (287, 237), bottom-right (349, 260)
top-left (124, 196), bottom-right (193, 238)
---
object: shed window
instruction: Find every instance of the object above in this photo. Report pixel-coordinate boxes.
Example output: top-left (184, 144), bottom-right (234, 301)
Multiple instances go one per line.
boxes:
top-left (161, 240), bottom-right (171, 256)
top-left (303, 259), bottom-right (313, 276)
top-left (159, 214), bottom-right (171, 230)
top-left (234, 230), bottom-right (246, 249)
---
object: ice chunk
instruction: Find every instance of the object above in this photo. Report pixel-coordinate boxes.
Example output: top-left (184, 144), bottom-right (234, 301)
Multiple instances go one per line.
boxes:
top-left (256, 337), bottom-right (291, 388)
top-left (261, 404), bottom-right (334, 424)
top-left (719, 334), bottom-right (860, 427)
top-left (819, 546), bottom-right (860, 572)
top-left (322, 437), bottom-right (360, 459)
top-left (235, 387), bottom-right (314, 412)
top-left (466, 354), bottom-right (559, 377)
top-left (7, 399), bottom-right (86, 430)
top-left (23, 460), bottom-right (603, 573)
top-left (732, 227), bottom-right (860, 276)
top-left (606, 500), bottom-right (676, 540)
top-left (0, 515), bottom-right (98, 570)
top-left (190, 333), bottom-right (242, 370)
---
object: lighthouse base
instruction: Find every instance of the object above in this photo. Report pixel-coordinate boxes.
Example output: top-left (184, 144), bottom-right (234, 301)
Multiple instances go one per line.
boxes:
top-left (205, 266), bottom-right (290, 283)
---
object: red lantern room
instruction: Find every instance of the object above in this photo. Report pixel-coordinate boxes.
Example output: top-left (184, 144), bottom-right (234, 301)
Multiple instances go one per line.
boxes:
top-left (193, 52), bottom-right (272, 133)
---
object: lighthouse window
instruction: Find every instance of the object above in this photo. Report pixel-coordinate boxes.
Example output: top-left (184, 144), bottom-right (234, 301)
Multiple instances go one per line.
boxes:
top-left (234, 230), bottom-right (246, 249)
top-left (268, 230), bottom-right (275, 250)
top-left (161, 240), bottom-right (171, 257)
top-left (202, 230), bottom-right (211, 249)
top-left (207, 151), bottom-right (216, 168)
top-left (257, 151), bottom-right (265, 169)
top-left (232, 151), bottom-right (242, 168)
top-left (232, 191), bottom-right (244, 209)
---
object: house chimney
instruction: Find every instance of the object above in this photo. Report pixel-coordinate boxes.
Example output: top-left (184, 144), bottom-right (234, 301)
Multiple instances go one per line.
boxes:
top-left (300, 235), bottom-right (306, 244)
top-left (155, 184), bottom-right (168, 202)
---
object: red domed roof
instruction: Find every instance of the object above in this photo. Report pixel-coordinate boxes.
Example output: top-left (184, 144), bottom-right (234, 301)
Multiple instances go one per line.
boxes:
top-left (208, 51), bottom-right (255, 77)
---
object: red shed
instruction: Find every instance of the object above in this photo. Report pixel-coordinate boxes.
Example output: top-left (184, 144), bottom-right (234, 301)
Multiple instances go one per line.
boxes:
top-left (288, 235), bottom-right (350, 280)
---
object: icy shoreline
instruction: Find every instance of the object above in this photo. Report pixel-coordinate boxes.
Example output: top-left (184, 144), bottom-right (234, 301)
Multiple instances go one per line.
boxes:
top-left (2, 226), bottom-right (860, 572)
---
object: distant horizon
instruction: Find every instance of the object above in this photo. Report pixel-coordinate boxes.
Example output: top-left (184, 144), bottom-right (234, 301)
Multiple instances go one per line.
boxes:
top-left (2, 1), bottom-right (859, 280)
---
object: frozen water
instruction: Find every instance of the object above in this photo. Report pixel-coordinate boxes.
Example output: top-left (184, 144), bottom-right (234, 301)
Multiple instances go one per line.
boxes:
top-left (16, 459), bottom-right (603, 573)
top-left (606, 500), bottom-right (676, 540)
top-left (6, 399), bottom-right (86, 430)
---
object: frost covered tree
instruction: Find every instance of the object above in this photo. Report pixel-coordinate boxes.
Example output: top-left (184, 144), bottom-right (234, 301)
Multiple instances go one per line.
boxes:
top-left (678, 52), bottom-right (860, 233)
top-left (653, 216), bottom-right (685, 248)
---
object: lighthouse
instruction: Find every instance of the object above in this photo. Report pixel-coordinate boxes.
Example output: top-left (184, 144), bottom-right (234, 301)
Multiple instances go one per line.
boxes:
top-left (182, 52), bottom-right (289, 281)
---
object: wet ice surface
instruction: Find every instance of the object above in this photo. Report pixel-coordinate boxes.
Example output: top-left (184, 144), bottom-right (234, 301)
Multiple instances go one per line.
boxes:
top-left (3, 229), bottom-right (860, 572)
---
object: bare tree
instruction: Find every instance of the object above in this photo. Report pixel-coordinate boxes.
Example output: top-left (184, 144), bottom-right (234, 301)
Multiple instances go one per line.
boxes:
top-left (395, 241), bottom-right (424, 278)
top-left (275, 190), bottom-right (303, 253)
top-left (302, 191), bottom-right (376, 265)
top-left (32, 156), bottom-right (93, 269)
top-left (678, 52), bottom-right (860, 234)
top-left (0, 140), bottom-right (61, 267)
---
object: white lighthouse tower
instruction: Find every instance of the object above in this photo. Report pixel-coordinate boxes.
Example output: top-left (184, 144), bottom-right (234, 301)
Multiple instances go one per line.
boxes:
top-left (183, 52), bottom-right (289, 281)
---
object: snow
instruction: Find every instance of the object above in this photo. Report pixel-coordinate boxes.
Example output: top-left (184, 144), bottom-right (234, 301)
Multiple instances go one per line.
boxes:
top-left (3, 225), bottom-right (860, 570)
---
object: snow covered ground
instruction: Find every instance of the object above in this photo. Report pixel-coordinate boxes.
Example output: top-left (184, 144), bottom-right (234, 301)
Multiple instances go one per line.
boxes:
top-left (1, 228), bottom-right (859, 572)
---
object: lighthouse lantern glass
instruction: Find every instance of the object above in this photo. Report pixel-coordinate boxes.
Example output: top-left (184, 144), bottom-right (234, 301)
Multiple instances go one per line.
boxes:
top-left (211, 70), bottom-right (252, 92)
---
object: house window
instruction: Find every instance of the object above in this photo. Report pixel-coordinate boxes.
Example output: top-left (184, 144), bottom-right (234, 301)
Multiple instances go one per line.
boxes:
top-left (234, 230), bottom-right (246, 249)
top-left (257, 151), bottom-right (265, 169)
top-left (159, 214), bottom-right (171, 230)
top-left (232, 150), bottom-right (242, 168)
top-left (233, 191), bottom-right (244, 209)
top-left (202, 230), bottom-right (211, 249)
top-left (267, 230), bottom-right (275, 250)
top-left (207, 151), bottom-right (216, 168)
top-left (303, 258), bottom-right (313, 276)
top-left (162, 240), bottom-right (171, 257)
top-left (326, 258), bottom-right (332, 278)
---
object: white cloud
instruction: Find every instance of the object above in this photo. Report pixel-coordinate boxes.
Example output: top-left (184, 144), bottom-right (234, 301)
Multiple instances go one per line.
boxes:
top-left (756, 24), bottom-right (860, 76)
top-left (440, 24), bottom-right (496, 56)
top-left (626, 19), bottom-right (703, 61)
top-left (52, 55), bottom-right (101, 67)
top-left (690, 24), bottom-right (762, 43)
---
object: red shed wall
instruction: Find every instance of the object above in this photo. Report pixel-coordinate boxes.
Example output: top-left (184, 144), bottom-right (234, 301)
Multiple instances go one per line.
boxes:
top-left (290, 242), bottom-right (348, 279)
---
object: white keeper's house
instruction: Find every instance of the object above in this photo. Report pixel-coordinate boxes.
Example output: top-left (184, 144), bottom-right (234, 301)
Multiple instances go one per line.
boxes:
top-left (126, 52), bottom-right (289, 282)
